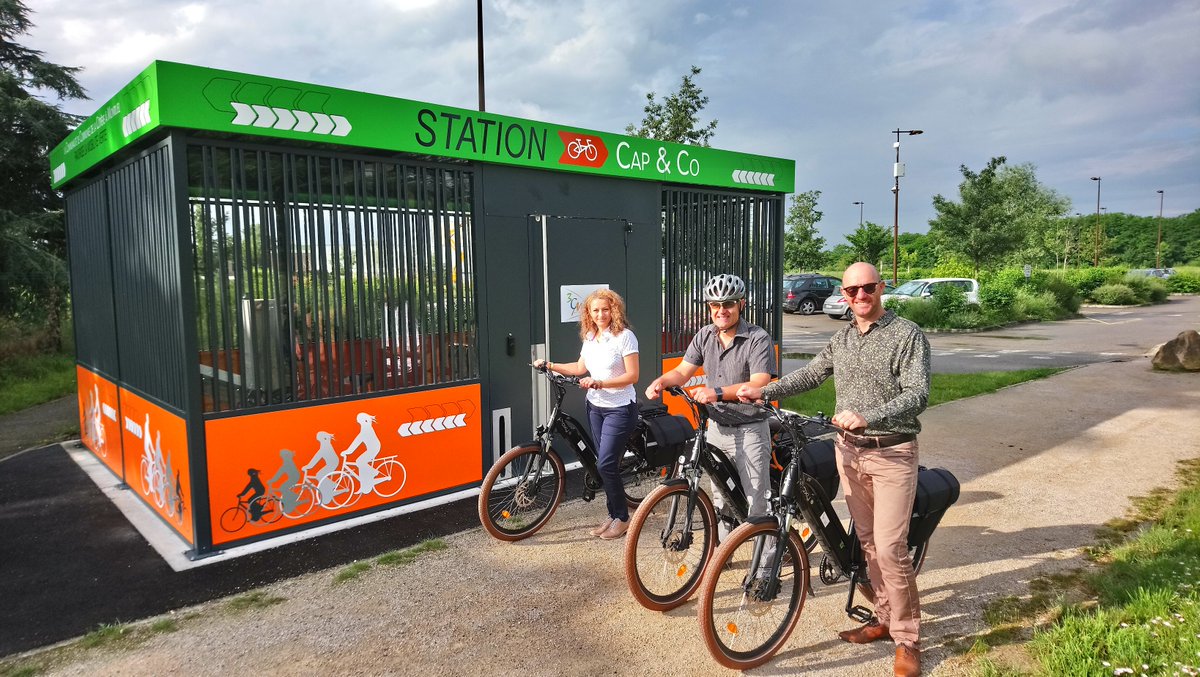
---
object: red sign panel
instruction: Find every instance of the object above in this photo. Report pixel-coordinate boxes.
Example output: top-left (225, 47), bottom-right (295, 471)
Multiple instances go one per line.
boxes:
top-left (557, 131), bottom-right (608, 167)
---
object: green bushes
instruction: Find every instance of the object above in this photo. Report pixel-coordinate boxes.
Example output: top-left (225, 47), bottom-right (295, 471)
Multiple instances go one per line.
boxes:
top-left (1166, 272), bottom-right (1200, 294)
top-left (1090, 284), bottom-right (1139, 305)
top-left (1012, 289), bottom-right (1062, 321)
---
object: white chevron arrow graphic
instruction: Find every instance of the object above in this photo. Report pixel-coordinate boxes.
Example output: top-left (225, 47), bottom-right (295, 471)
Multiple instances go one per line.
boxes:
top-left (398, 423), bottom-right (412, 437)
top-left (293, 110), bottom-right (315, 133)
top-left (231, 102), bottom-right (256, 125)
top-left (272, 108), bottom-right (297, 131)
top-left (330, 115), bottom-right (352, 136)
top-left (251, 105), bottom-right (277, 128)
top-left (453, 413), bottom-right (466, 427)
top-left (420, 419), bottom-right (435, 433)
top-left (431, 416), bottom-right (446, 431)
top-left (312, 113), bottom-right (334, 134)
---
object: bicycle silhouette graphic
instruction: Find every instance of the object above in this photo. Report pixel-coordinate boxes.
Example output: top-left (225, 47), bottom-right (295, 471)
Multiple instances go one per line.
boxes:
top-left (566, 137), bottom-right (598, 162)
top-left (220, 493), bottom-right (284, 532)
top-left (83, 384), bottom-right (106, 457)
top-left (139, 414), bottom-right (186, 521)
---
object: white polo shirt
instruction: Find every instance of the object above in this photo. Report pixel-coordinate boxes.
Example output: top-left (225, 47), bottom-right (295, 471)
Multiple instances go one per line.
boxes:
top-left (580, 328), bottom-right (639, 408)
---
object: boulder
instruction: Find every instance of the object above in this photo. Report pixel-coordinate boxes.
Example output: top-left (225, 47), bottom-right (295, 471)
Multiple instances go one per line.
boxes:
top-left (1151, 330), bottom-right (1200, 372)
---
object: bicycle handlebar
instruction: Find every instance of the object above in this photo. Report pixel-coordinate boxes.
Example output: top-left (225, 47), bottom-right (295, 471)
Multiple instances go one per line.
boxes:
top-left (531, 363), bottom-right (583, 387)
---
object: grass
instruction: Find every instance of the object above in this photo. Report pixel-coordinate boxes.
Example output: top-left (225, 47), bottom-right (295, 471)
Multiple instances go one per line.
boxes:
top-left (778, 367), bottom-right (1066, 416)
top-left (0, 353), bottom-right (76, 416)
top-left (967, 458), bottom-right (1200, 675)
top-left (336, 538), bottom-right (450, 584)
top-left (225, 590), bottom-right (286, 612)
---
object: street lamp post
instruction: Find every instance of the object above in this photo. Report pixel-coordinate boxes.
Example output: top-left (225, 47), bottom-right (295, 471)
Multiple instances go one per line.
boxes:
top-left (1090, 177), bottom-right (1102, 266)
top-left (1156, 190), bottom-right (1165, 268)
top-left (477, 0), bottom-right (486, 111)
top-left (891, 129), bottom-right (923, 284)
top-left (853, 201), bottom-right (864, 226)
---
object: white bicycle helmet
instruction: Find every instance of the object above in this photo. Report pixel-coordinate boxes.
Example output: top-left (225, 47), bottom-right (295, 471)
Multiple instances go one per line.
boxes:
top-left (703, 274), bottom-right (746, 302)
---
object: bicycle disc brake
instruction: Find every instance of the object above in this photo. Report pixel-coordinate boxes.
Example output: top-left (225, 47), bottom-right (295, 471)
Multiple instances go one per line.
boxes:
top-left (819, 555), bottom-right (845, 586)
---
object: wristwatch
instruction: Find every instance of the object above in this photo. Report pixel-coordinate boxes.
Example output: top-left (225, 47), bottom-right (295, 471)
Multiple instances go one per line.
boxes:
top-left (714, 386), bottom-right (724, 402)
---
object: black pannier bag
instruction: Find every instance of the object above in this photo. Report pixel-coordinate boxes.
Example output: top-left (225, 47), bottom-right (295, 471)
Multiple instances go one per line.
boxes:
top-left (799, 438), bottom-right (840, 501)
top-left (640, 411), bottom-right (694, 469)
top-left (907, 466), bottom-right (960, 547)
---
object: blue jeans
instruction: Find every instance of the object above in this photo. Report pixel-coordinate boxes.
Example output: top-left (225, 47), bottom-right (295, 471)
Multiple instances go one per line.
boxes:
top-left (586, 401), bottom-right (639, 521)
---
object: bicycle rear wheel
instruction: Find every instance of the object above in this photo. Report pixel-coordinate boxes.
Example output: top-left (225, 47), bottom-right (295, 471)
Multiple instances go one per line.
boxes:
top-left (478, 444), bottom-right (565, 541)
top-left (619, 454), bottom-right (672, 509)
top-left (623, 483), bottom-right (716, 611)
top-left (698, 521), bottom-right (809, 670)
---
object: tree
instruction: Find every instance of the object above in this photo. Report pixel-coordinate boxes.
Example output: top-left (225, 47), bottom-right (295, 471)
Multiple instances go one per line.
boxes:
top-left (928, 157), bottom-right (1069, 277)
top-left (783, 190), bottom-right (825, 271)
top-left (845, 222), bottom-right (891, 268)
top-left (626, 65), bottom-right (718, 146)
top-left (0, 0), bottom-right (85, 329)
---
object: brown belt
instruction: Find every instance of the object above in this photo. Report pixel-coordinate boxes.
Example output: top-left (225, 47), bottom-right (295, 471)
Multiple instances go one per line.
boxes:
top-left (838, 431), bottom-right (915, 448)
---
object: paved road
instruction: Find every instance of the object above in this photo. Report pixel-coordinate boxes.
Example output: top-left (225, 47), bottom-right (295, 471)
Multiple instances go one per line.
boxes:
top-left (782, 295), bottom-right (1200, 372)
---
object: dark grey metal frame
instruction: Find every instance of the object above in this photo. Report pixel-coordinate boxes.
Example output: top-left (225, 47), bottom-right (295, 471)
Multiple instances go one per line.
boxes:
top-left (660, 186), bottom-right (783, 357)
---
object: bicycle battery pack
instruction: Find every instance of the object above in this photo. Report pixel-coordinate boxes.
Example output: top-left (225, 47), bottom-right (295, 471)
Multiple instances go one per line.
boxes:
top-left (799, 438), bottom-right (840, 502)
top-left (908, 467), bottom-right (960, 547)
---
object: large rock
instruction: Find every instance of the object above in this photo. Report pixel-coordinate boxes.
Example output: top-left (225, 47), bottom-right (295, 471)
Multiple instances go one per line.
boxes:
top-left (1152, 330), bottom-right (1200, 371)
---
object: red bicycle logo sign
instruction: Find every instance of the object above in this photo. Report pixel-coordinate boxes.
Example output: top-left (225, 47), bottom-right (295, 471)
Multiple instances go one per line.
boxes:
top-left (557, 131), bottom-right (607, 168)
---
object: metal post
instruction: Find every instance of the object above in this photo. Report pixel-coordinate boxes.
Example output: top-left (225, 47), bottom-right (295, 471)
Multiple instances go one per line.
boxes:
top-left (853, 201), bottom-right (863, 226)
top-left (1156, 190), bottom-right (1164, 269)
top-left (477, 0), bottom-right (486, 112)
top-left (891, 129), bottom-right (922, 284)
top-left (1090, 177), bottom-right (1101, 266)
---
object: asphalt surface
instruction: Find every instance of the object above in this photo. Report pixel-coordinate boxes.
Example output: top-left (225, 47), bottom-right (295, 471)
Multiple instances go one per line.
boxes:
top-left (1, 298), bottom-right (1195, 658)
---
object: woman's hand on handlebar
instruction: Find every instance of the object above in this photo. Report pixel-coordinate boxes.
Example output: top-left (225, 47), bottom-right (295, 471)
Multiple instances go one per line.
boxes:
top-left (735, 384), bottom-right (765, 403)
top-left (532, 359), bottom-right (548, 371)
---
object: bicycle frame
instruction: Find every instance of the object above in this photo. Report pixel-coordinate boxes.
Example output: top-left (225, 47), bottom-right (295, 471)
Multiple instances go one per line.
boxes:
top-left (652, 387), bottom-right (752, 550)
top-left (517, 369), bottom-right (617, 500)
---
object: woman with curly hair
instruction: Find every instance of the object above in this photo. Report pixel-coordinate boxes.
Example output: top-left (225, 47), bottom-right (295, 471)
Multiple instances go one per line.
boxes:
top-left (535, 288), bottom-right (640, 539)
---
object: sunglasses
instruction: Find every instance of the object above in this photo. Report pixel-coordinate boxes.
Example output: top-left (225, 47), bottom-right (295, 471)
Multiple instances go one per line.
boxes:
top-left (842, 282), bottom-right (881, 297)
top-left (707, 300), bottom-right (739, 310)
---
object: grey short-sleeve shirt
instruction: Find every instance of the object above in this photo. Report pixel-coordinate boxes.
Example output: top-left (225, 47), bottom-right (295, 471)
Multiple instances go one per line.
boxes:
top-left (683, 319), bottom-right (777, 424)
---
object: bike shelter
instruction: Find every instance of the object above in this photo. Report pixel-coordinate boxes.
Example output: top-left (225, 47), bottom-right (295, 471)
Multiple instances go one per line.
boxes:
top-left (52, 61), bottom-right (794, 558)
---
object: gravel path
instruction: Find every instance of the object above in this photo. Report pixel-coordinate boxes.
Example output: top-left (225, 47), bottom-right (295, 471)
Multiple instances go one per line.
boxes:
top-left (28, 358), bottom-right (1200, 676)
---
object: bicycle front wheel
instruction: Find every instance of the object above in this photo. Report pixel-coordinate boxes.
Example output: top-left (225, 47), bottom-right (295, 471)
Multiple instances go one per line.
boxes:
top-left (698, 522), bottom-right (810, 670)
top-left (478, 444), bottom-right (565, 542)
top-left (623, 483), bottom-right (716, 611)
top-left (219, 505), bottom-right (247, 533)
top-left (373, 459), bottom-right (407, 498)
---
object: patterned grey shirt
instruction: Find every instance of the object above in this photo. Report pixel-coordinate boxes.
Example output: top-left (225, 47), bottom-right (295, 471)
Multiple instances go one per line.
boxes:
top-left (761, 310), bottom-right (930, 435)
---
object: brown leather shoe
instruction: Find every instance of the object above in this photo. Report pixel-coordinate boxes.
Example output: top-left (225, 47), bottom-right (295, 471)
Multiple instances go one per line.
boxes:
top-left (837, 619), bottom-right (890, 644)
top-left (589, 518), bottom-right (614, 537)
top-left (599, 519), bottom-right (629, 540)
top-left (894, 643), bottom-right (921, 677)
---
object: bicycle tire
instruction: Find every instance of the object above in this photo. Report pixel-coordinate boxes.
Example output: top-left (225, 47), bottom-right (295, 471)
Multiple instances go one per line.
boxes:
top-left (255, 496), bottom-right (284, 524)
top-left (478, 444), bottom-right (566, 542)
top-left (219, 505), bottom-right (247, 533)
top-left (139, 457), bottom-right (152, 496)
top-left (697, 522), bottom-right (809, 670)
top-left (623, 482), bottom-right (716, 611)
top-left (911, 538), bottom-right (929, 575)
top-left (373, 458), bottom-right (407, 498)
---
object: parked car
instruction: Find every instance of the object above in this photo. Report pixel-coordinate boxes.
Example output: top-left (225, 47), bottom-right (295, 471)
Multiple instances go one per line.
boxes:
top-left (882, 277), bottom-right (980, 305)
top-left (823, 282), bottom-right (896, 320)
top-left (1128, 268), bottom-right (1176, 279)
top-left (782, 274), bottom-right (841, 315)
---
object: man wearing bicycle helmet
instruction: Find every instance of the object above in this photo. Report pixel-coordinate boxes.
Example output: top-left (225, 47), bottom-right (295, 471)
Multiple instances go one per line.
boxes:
top-left (646, 273), bottom-right (776, 539)
top-left (738, 262), bottom-right (930, 677)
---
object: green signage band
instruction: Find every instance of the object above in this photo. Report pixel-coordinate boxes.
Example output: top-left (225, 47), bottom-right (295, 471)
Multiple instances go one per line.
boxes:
top-left (50, 61), bottom-right (795, 194)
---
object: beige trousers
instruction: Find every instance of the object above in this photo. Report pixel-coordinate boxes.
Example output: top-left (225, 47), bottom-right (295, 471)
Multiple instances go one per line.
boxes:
top-left (834, 434), bottom-right (921, 646)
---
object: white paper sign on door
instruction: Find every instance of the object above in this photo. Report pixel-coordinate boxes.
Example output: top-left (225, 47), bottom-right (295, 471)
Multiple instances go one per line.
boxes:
top-left (561, 284), bottom-right (609, 323)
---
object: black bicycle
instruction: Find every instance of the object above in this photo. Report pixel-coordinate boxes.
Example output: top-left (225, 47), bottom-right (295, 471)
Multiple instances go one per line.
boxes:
top-left (478, 365), bottom-right (685, 542)
top-left (622, 386), bottom-right (831, 611)
top-left (696, 401), bottom-right (959, 670)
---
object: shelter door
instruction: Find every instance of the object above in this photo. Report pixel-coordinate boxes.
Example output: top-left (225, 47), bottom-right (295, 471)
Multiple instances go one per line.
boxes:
top-left (533, 215), bottom-right (632, 456)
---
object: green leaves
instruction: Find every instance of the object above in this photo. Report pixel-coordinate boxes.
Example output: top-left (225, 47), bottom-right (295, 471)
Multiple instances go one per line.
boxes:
top-left (625, 65), bottom-right (718, 146)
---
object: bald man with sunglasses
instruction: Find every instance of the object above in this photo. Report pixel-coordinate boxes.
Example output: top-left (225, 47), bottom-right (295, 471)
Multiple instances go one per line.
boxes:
top-left (737, 262), bottom-right (931, 677)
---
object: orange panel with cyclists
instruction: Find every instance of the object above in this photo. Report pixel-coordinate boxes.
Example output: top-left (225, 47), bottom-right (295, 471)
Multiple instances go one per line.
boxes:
top-left (118, 389), bottom-right (193, 545)
top-left (76, 366), bottom-right (123, 478)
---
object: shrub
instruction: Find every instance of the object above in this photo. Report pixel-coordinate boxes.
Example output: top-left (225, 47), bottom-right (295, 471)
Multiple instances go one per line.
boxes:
top-left (978, 283), bottom-right (1016, 311)
top-left (1166, 273), bottom-right (1200, 294)
top-left (1090, 284), bottom-right (1139, 305)
top-left (930, 283), bottom-right (968, 315)
top-left (943, 309), bottom-right (987, 329)
top-left (931, 256), bottom-right (974, 279)
top-left (1037, 273), bottom-right (1083, 313)
top-left (892, 299), bottom-right (944, 327)
top-left (1122, 275), bottom-right (1169, 303)
top-left (1012, 289), bottom-right (1061, 321)
top-left (1064, 268), bottom-right (1116, 296)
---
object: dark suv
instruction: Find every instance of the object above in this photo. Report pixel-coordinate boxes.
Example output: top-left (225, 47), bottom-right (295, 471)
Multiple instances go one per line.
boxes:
top-left (782, 274), bottom-right (840, 314)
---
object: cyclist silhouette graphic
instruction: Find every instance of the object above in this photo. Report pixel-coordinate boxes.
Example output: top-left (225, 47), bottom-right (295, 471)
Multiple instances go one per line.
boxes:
top-left (343, 412), bottom-right (381, 495)
top-left (269, 449), bottom-right (302, 513)
top-left (238, 468), bottom-right (267, 521)
top-left (303, 431), bottom-right (340, 505)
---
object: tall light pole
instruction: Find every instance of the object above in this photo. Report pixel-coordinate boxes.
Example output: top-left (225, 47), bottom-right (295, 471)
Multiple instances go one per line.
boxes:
top-left (1156, 190), bottom-right (1165, 268)
top-left (477, 0), bottom-right (486, 111)
top-left (891, 129), bottom-right (923, 284)
top-left (853, 201), bottom-right (864, 226)
top-left (1090, 176), bottom-right (1102, 266)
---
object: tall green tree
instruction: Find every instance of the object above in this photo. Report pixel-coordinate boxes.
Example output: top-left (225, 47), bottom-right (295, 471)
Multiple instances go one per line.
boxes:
top-left (928, 157), bottom-right (1069, 277)
top-left (1, 0), bottom-right (86, 329)
top-left (845, 222), bottom-right (891, 268)
top-left (783, 190), bottom-right (825, 271)
top-left (626, 65), bottom-right (718, 146)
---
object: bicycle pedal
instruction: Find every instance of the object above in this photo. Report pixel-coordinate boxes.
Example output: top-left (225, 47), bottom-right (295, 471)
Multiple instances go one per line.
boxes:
top-left (848, 605), bottom-right (874, 623)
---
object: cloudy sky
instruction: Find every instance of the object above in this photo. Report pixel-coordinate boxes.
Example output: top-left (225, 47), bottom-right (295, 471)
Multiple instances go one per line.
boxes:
top-left (25, 0), bottom-right (1200, 244)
